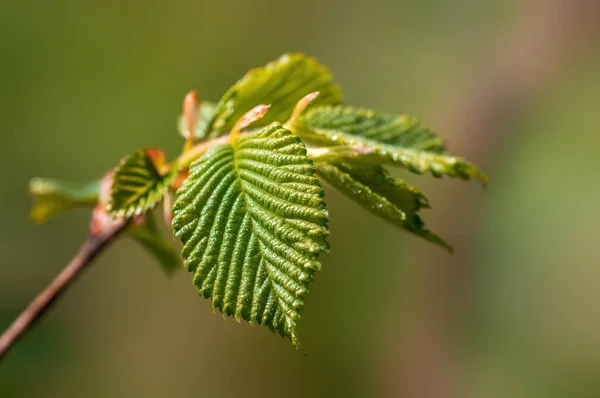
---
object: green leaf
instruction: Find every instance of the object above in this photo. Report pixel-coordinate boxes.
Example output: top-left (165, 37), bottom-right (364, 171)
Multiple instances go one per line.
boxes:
top-left (316, 161), bottom-right (452, 251)
top-left (29, 178), bottom-right (99, 224)
top-left (172, 123), bottom-right (329, 347)
top-left (108, 149), bottom-right (176, 219)
top-left (205, 53), bottom-right (342, 138)
top-left (178, 101), bottom-right (217, 141)
top-left (128, 212), bottom-right (180, 276)
top-left (294, 105), bottom-right (487, 183)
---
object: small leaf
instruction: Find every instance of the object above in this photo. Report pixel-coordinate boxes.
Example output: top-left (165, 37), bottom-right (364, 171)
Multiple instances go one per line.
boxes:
top-left (307, 144), bottom-right (381, 165)
top-left (316, 161), bottom-right (452, 251)
top-left (178, 101), bottom-right (217, 142)
top-left (29, 178), bottom-right (99, 224)
top-left (205, 53), bottom-right (342, 138)
top-left (294, 105), bottom-right (487, 184)
top-left (182, 90), bottom-right (200, 152)
top-left (128, 212), bottom-right (180, 276)
top-left (229, 104), bottom-right (271, 142)
top-left (108, 149), bottom-right (176, 219)
top-left (172, 123), bottom-right (329, 347)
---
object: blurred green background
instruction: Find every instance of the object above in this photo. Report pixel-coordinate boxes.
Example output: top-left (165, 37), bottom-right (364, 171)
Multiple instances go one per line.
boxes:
top-left (1, 0), bottom-right (599, 397)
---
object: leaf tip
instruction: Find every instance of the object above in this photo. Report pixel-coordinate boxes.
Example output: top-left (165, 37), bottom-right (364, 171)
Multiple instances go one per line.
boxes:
top-left (230, 104), bottom-right (271, 141)
top-left (183, 90), bottom-right (199, 151)
top-left (143, 148), bottom-right (166, 169)
top-left (290, 330), bottom-right (302, 350)
top-left (28, 177), bottom-right (44, 195)
top-left (285, 91), bottom-right (320, 129)
top-left (423, 231), bottom-right (454, 253)
top-left (28, 208), bottom-right (47, 225)
top-left (478, 172), bottom-right (490, 188)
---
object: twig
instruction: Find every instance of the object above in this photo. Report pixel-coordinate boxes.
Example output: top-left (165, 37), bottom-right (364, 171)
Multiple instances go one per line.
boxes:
top-left (0, 215), bottom-right (128, 362)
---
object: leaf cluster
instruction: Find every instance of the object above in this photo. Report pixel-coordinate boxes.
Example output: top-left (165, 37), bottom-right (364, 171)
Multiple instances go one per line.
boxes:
top-left (29, 53), bottom-right (486, 347)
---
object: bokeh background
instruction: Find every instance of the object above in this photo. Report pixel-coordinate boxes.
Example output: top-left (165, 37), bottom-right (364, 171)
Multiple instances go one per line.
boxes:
top-left (1, 0), bottom-right (599, 397)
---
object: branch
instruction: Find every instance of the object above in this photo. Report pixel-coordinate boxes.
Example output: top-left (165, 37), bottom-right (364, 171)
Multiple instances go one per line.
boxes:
top-left (0, 212), bottom-right (129, 362)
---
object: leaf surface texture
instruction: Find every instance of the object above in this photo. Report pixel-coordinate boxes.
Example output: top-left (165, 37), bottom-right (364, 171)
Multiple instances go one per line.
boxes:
top-left (172, 123), bottom-right (329, 346)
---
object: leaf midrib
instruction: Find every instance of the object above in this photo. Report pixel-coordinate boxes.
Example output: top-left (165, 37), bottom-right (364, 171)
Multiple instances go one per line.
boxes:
top-left (230, 140), bottom-right (299, 328)
top-left (118, 167), bottom-right (164, 209)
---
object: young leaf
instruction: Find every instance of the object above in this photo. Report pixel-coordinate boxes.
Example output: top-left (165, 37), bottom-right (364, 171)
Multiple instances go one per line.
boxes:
top-left (293, 105), bottom-right (487, 183)
top-left (172, 123), bottom-right (329, 347)
top-left (29, 178), bottom-right (100, 224)
top-left (108, 149), bottom-right (176, 219)
top-left (205, 53), bottom-right (342, 138)
top-left (128, 212), bottom-right (180, 276)
top-left (178, 101), bottom-right (217, 141)
top-left (316, 161), bottom-right (452, 251)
